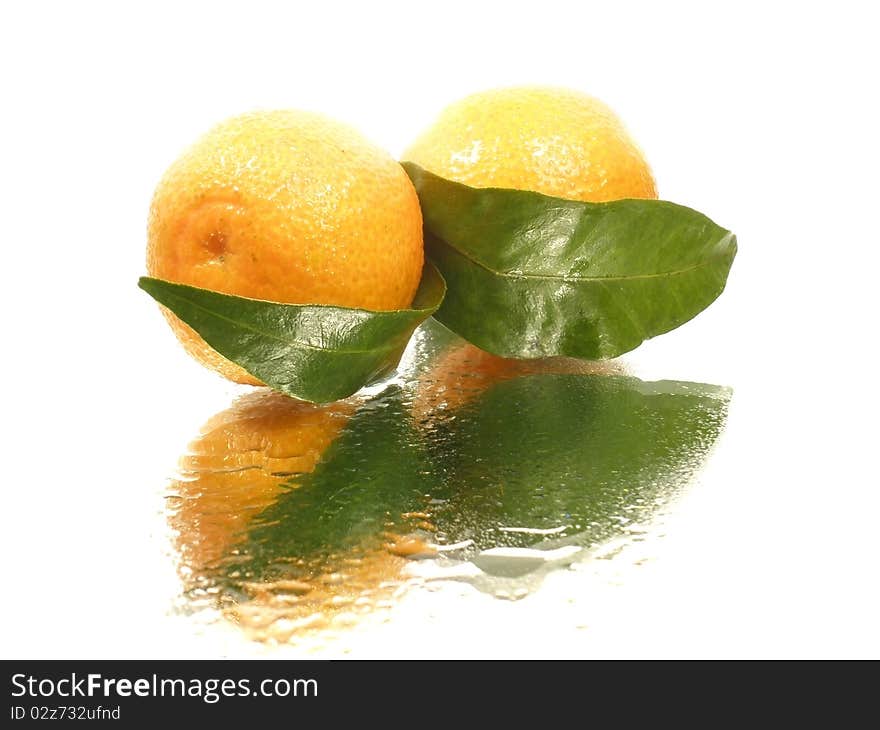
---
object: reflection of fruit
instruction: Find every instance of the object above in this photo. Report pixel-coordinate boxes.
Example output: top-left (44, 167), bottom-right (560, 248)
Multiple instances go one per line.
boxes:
top-left (148, 110), bottom-right (424, 384)
top-left (234, 548), bottom-right (408, 643)
top-left (412, 341), bottom-right (625, 423)
top-left (404, 86), bottom-right (656, 202)
top-left (169, 388), bottom-right (431, 643)
top-left (170, 390), bottom-right (353, 573)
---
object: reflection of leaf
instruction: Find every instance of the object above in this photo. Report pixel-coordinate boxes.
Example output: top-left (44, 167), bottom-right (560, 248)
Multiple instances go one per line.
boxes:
top-left (223, 369), bottom-right (729, 587)
top-left (230, 386), bottom-right (434, 584)
top-left (424, 375), bottom-right (730, 550)
top-left (169, 323), bottom-right (731, 637)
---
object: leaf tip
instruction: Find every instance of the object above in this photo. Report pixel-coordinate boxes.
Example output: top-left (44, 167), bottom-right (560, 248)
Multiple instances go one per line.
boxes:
top-left (138, 275), bottom-right (161, 296)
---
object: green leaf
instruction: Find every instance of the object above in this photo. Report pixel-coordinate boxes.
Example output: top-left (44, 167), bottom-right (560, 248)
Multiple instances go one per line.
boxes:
top-left (138, 262), bottom-right (445, 403)
top-left (403, 163), bottom-right (737, 359)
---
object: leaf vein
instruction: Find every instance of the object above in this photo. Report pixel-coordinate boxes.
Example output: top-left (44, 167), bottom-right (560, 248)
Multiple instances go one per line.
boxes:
top-left (164, 292), bottom-right (412, 357)
top-left (432, 234), bottom-right (734, 283)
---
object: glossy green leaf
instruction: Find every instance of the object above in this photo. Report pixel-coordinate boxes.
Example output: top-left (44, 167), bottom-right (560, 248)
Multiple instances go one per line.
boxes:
top-left (138, 263), bottom-right (445, 403)
top-left (404, 163), bottom-right (737, 359)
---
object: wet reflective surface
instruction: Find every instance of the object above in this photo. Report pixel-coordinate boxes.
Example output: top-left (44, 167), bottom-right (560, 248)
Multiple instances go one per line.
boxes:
top-left (167, 321), bottom-right (730, 646)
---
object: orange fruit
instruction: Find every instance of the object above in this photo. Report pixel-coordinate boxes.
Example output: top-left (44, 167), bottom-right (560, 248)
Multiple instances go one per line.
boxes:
top-left (404, 86), bottom-right (656, 202)
top-left (148, 110), bottom-right (424, 385)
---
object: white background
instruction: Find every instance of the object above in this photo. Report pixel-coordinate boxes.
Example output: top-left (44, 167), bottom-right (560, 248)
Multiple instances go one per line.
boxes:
top-left (1, 0), bottom-right (878, 658)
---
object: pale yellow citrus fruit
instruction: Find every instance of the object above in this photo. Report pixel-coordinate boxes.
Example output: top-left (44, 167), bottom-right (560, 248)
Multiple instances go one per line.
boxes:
top-left (404, 86), bottom-right (657, 202)
top-left (148, 110), bottom-right (424, 385)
